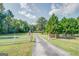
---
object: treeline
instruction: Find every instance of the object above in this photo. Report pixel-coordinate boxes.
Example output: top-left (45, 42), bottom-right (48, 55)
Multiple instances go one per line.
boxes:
top-left (0, 3), bottom-right (29, 34)
top-left (35, 14), bottom-right (79, 38)
top-left (45, 14), bottom-right (79, 38)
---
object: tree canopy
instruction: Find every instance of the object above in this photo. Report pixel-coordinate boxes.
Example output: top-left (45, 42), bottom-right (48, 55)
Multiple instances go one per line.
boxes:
top-left (0, 4), bottom-right (29, 34)
top-left (36, 17), bottom-right (47, 33)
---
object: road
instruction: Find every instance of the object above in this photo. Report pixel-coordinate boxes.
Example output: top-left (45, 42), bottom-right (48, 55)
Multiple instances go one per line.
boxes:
top-left (32, 34), bottom-right (70, 56)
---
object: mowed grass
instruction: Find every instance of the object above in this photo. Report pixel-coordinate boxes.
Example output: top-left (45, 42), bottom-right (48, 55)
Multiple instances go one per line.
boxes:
top-left (40, 34), bottom-right (79, 56)
top-left (0, 33), bottom-right (34, 56)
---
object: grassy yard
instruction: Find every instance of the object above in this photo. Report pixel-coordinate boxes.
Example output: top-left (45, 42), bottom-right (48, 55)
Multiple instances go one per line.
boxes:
top-left (0, 33), bottom-right (34, 56)
top-left (39, 33), bottom-right (79, 56)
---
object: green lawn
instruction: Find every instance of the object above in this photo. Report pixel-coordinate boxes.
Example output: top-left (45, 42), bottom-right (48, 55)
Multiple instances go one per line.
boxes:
top-left (40, 33), bottom-right (79, 56)
top-left (0, 33), bottom-right (34, 56)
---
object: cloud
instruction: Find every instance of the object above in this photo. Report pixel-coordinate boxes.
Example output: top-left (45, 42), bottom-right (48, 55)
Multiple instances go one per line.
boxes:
top-left (49, 9), bottom-right (60, 15)
top-left (19, 10), bottom-right (36, 19)
top-left (25, 13), bottom-right (36, 19)
top-left (18, 3), bottom-right (39, 19)
top-left (20, 3), bottom-right (27, 8)
top-left (20, 3), bottom-right (40, 13)
top-left (18, 10), bottom-right (26, 15)
top-left (49, 3), bottom-right (79, 16)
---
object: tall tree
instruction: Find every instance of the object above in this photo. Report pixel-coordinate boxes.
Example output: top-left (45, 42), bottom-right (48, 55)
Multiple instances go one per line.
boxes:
top-left (0, 4), bottom-right (5, 33)
top-left (12, 19), bottom-right (29, 33)
top-left (75, 17), bottom-right (79, 33)
top-left (6, 10), bottom-right (14, 17)
top-left (29, 25), bottom-right (36, 32)
top-left (0, 3), bottom-right (5, 12)
top-left (1, 10), bottom-right (14, 33)
top-left (45, 14), bottom-right (59, 38)
top-left (60, 17), bottom-right (78, 38)
top-left (36, 17), bottom-right (47, 33)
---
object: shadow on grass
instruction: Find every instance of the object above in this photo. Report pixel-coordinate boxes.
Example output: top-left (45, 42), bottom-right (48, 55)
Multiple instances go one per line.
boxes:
top-left (30, 40), bottom-right (36, 42)
top-left (0, 41), bottom-right (33, 46)
top-left (0, 53), bottom-right (8, 56)
top-left (0, 37), bottom-right (19, 39)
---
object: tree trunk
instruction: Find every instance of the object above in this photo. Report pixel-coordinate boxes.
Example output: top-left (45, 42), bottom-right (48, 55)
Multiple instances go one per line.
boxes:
top-left (55, 34), bottom-right (59, 39)
top-left (64, 33), bottom-right (67, 39)
top-left (48, 34), bottom-right (49, 40)
top-left (71, 33), bottom-right (74, 39)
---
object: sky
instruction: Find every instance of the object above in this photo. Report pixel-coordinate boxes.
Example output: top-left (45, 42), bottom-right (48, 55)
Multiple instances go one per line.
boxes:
top-left (3, 3), bottom-right (79, 24)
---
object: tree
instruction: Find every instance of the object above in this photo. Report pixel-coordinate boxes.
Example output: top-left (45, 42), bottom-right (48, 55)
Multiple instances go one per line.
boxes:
top-left (0, 4), bottom-right (30, 34)
top-left (36, 17), bottom-right (47, 33)
top-left (0, 10), bottom-right (14, 33)
top-left (45, 14), bottom-right (59, 38)
top-left (12, 19), bottom-right (29, 33)
top-left (75, 17), bottom-right (79, 33)
top-left (29, 25), bottom-right (36, 32)
top-left (5, 10), bottom-right (14, 17)
top-left (0, 9), bottom-right (29, 34)
top-left (4, 16), bottom-right (13, 33)
top-left (60, 17), bottom-right (78, 38)
top-left (0, 4), bottom-right (6, 33)
top-left (0, 3), bottom-right (5, 12)
top-left (22, 21), bottom-right (29, 32)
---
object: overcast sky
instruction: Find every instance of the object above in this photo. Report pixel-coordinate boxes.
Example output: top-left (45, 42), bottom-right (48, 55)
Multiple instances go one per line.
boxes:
top-left (3, 3), bottom-right (79, 24)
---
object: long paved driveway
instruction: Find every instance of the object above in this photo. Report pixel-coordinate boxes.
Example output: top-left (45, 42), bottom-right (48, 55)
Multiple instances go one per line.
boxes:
top-left (32, 34), bottom-right (70, 56)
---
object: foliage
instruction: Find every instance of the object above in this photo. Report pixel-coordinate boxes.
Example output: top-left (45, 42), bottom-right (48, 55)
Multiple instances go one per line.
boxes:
top-left (0, 4), bottom-right (29, 34)
top-left (0, 3), bottom-right (5, 12)
top-left (45, 14), bottom-right (79, 38)
top-left (36, 17), bottom-right (47, 33)
top-left (60, 17), bottom-right (78, 34)
top-left (29, 25), bottom-right (36, 32)
top-left (45, 14), bottom-right (59, 34)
